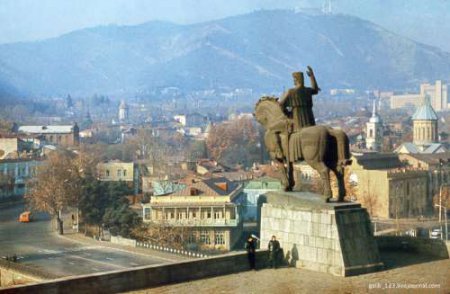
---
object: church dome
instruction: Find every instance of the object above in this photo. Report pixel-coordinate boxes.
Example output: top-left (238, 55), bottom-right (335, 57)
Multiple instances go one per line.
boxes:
top-left (412, 96), bottom-right (438, 121)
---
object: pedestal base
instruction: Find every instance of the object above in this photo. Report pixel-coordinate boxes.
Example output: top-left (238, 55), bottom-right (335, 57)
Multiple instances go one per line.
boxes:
top-left (259, 191), bottom-right (383, 276)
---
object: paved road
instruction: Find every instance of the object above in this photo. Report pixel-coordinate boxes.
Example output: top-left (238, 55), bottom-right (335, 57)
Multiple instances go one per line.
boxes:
top-left (0, 204), bottom-right (181, 277)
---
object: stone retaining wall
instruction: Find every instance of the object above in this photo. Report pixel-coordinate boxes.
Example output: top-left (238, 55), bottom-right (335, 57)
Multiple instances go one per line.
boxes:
top-left (110, 236), bottom-right (136, 247)
top-left (376, 236), bottom-right (450, 259)
top-left (1, 250), bottom-right (269, 294)
top-left (0, 259), bottom-right (55, 288)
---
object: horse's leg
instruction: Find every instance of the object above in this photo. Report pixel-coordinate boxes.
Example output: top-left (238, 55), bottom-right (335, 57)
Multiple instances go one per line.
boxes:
top-left (308, 160), bottom-right (331, 202)
top-left (331, 166), bottom-right (346, 202)
top-left (275, 159), bottom-right (291, 191)
top-left (292, 164), bottom-right (302, 192)
top-left (287, 162), bottom-right (295, 191)
top-left (328, 129), bottom-right (351, 168)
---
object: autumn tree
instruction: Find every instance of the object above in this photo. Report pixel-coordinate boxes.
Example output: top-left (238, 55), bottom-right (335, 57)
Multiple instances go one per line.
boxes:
top-left (26, 151), bottom-right (82, 234)
top-left (206, 117), bottom-right (260, 167)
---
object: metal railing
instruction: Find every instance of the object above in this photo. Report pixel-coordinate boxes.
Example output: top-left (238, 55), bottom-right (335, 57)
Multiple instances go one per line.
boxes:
top-left (135, 241), bottom-right (208, 258)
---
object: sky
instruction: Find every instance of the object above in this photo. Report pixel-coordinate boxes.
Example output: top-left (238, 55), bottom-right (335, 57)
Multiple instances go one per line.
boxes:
top-left (1, 0), bottom-right (450, 51)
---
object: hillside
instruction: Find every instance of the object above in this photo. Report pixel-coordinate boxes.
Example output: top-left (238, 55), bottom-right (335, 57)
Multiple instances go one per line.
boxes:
top-left (0, 10), bottom-right (449, 97)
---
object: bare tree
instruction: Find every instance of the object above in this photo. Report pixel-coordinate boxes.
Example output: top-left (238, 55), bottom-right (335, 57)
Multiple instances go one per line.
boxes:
top-left (359, 191), bottom-right (378, 217)
top-left (132, 221), bottom-right (196, 250)
top-left (433, 185), bottom-right (450, 209)
top-left (25, 151), bottom-right (82, 234)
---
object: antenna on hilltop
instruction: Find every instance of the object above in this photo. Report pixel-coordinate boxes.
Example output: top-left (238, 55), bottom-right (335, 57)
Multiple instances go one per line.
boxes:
top-left (322, 0), bottom-right (333, 15)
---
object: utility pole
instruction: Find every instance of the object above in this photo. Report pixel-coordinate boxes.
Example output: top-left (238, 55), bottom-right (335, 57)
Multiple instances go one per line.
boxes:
top-left (439, 161), bottom-right (442, 223)
top-left (435, 204), bottom-right (448, 241)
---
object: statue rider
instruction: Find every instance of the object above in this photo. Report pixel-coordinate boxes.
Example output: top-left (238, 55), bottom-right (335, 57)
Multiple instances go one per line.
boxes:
top-left (278, 67), bottom-right (350, 168)
top-left (279, 66), bottom-right (319, 132)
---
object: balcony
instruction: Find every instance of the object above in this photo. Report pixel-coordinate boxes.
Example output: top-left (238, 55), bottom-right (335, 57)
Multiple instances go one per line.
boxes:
top-left (161, 218), bottom-right (239, 227)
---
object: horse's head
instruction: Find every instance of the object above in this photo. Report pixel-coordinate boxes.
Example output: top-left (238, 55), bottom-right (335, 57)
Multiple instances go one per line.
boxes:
top-left (255, 96), bottom-right (288, 131)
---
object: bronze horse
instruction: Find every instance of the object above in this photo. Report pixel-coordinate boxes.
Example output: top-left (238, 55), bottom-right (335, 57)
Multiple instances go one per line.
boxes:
top-left (254, 96), bottom-right (351, 202)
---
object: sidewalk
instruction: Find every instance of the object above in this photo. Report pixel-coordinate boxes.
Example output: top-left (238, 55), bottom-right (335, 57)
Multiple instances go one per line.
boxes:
top-left (131, 255), bottom-right (450, 293)
top-left (58, 232), bottom-right (190, 262)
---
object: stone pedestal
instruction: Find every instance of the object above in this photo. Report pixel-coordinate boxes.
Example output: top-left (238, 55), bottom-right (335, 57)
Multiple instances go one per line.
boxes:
top-left (259, 191), bottom-right (383, 276)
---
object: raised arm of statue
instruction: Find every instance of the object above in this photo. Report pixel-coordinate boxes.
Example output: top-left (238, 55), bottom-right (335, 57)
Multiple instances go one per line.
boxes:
top-left (306, 66), bottom-right (320, 95)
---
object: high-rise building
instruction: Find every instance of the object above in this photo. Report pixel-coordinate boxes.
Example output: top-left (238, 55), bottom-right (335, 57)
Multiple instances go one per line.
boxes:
top-left (420, 80), bottom-right (448, 111)
top-left (390, 80), bottom-right (449, 111)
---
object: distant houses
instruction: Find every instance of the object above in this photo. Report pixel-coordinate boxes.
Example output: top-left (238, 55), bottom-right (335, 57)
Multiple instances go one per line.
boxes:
top-left (18, 124), bottom-right (80, 147)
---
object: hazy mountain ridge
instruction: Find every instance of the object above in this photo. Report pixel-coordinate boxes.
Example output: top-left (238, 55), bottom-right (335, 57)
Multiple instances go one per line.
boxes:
top-left (0, 10), bottom-right (450, 97)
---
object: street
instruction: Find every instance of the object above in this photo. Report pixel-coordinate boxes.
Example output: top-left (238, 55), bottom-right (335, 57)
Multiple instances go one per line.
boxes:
top-left (0, 204), bottom-right (183, 277)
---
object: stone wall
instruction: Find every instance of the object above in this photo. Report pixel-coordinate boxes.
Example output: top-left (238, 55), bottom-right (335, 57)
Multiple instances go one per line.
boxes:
top-left (2, 250), bottom-right (268, 294)
top-left (110, 235), bottom-right (136, 247)
top-left (376, 236), bottom-right (450, 259)
top-left (0, 259), bottom-right (52, 288)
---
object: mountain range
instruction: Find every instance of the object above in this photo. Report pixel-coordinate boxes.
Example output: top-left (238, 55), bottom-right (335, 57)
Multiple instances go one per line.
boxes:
top-left (1, 9), bottom-right (450, 98)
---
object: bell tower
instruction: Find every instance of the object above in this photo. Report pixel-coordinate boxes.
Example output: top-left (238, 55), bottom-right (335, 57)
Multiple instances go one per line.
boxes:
top-left (366, 100), bottom-right (382, 151)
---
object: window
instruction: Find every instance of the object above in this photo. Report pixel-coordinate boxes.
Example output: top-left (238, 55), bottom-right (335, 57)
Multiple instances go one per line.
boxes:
top-left (177, 212), bottom-right (183, 219)
top-left (214, 211), bottom-right (221, 219)
top-left (192, 212), bottom-right (196, 218)
top-left (215, 232), bottom-right (225, 245)
top-left (123, 170), bottom-right (127, 177)
top-left (106, 170), bottom-right (110, 177)
top-left (200, 230), bottom-right (210, 244)
top-left (207, 212), bottom-right (211, 219)
top-left (144, 208), bottom-right (151, 220)
top-left (117, 169), bottom-right (122, 177)
top-left (188, 233), bottom-right (196, 243)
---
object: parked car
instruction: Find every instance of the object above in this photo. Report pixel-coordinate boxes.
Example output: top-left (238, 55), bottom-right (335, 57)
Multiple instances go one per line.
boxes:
top-left (19, 211), bottom-right (32, 223)
top-left (430, 228), bottom-right (442, 239)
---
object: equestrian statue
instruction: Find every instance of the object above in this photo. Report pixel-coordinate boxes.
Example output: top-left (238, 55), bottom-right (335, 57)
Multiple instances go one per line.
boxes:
top-left (254, 66), bottom-right (351, 202)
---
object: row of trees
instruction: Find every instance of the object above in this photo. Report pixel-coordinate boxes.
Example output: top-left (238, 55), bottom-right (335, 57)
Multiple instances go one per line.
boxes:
top-left (25, 150), bottom-right (140, 237)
